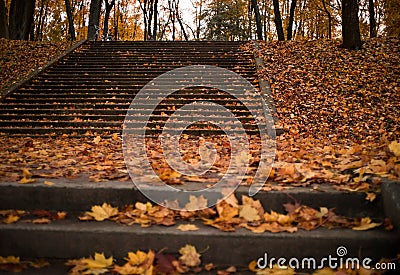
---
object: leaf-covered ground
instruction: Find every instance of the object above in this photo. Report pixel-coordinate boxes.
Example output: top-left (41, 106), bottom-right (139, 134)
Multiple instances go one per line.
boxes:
top-left (0, 39), bottom-right (71, 92)
top-left (0, 38), bottom-right (399, 194)
top-left (256, 37), bottom-right (400, 142)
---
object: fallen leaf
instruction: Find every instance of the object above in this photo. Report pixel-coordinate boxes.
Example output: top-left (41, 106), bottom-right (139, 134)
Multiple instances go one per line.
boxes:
top-left (365, 192), bottom-right (377, 202)
top-left (204, 262), bottom-right (215, 271)
top-left (86, 203), bottom-right (119, 221)
top-left (177, 224), bottom-right (199, 231)
top-left (18, 177), bottom-right (36, 184)
top-left (352, 217), bottom-right (382, 231)
top-left (93, 136), bottom-right (102, 145)
top-left (0, 256), bottom-right (20, 264)
top-left (32, 218), bottom-right (51, 224)
top-left (388, 141), bottom-right (400, 157)
top-left (2, 214), bottom-right (20, 224)
top-left (22, 168), bottom-right (32, 178)
top-left (185, 195), bottom-right (208, 211)
top-left (179, 245), bottom-right (201, 267)
top-left (81, 253), bottom-right (113, 270)
top-left (43, 180), bottom-right (55, 186)
top-left (239, 204), bottom-right (260, 222)
top-left (28, 259), bottom-right (50, 269)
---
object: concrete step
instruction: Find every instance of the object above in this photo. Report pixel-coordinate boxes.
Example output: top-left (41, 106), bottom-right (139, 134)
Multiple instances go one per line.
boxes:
top-left (0, 180), bottom-right (399, 266)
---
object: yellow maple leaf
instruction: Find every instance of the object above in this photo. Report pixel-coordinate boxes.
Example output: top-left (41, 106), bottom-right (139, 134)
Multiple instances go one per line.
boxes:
top-left (352, 217), bottom-right (382, 231)
top-left (126, 251), bottom-right (151, 266)
top-left (179, 245), bottom-right (201, 267)
top-left (388, 141), bottom-right (400, 157)
top-left (81, 253), bottom-right (113, 270)
top-left (185, 195), bottom-right (208, 211)
top-left (239, 204), bottom-right (260, 222)
top-left (86, 203), bottom-right (118, 221)
top-left (216, 200), bottom-right (239, 221)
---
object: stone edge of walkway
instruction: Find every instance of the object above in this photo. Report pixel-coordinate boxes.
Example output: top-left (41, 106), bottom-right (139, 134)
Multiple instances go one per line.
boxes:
top-left (0, 179), bottom-right (394, 219)
top-left (0, 39), bottom-right (87, 100)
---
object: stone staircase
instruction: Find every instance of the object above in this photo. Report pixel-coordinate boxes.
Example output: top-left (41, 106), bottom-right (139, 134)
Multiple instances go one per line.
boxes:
top-left (0, 41), bottom-right (399, 274)
top-left (0, 41), bottom-right (263, 137)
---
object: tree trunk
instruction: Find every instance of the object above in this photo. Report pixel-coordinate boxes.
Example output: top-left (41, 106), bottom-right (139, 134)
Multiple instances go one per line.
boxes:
top-left (103, 0), bottom-right (115, 38)
top-left (342, 0), bottom-right (362, 49)
top-left (35, 0), bottom-right (44, 41)
top-left (152, 0), bottom-right (158, 39)
top-left (177, 16), bottom-right (188, 40)
top-left (251, 0), bottom-right (263, 40)
top-left (147, 0), bottom-right (153, 39)
top-left (65, 0), bottom-right (76, 40)
top-left (0, 0), bottom-right (9, 38)
top-left (9, 0), bottom-right (36, 40)
top-left (272, 0), bottom-right (284, 41)
top-left (141, 0), bottom-right (148, 40)
top-left (368, 0), bottom-right (376, 37)
top-left (286, 0), bottom-right (297, 40)
top-left (88, 0), bottom-right (101, 40)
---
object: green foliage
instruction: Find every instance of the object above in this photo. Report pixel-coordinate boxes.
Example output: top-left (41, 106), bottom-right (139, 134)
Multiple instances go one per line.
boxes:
top-left (203, 0), bottom-right (250, 41)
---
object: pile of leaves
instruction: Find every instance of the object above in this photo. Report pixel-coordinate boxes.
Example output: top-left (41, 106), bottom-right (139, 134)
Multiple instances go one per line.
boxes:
top-left (2, 193), bottom-right (391, 232)
top-left (0, 134), bottom-right (399, 195)
top-left (66, 246), bottom-right (207, 275)
top-left (0, 38), bottom-right (71, 92)
top-left (0, 256), bottom-right (49, 273)
top-left (0, 134), bottom-right (128, 183)
top-left (0, 209), bottom-right (66, 225)
top-left (77, 194), bottom-right (390, 233)
top-left (253, 37), bottom-right (400, 142)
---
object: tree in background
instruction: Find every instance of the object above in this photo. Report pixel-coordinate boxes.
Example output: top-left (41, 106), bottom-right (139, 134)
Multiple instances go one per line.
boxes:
top-left (368, 0), bottom-right (376, 37)
top-left (88, 0), bottom-right (101, 40)
top-left (103, 0), bottom-right (115, 38)
top-left (0, 0), bottom-right (9, 38)
top-left (286, 0), bottom-right (297, 40)
top-left (65, 0), bottom-right (76, 40)
top-left (251, 0), bottom-right (263, 40)
top-left (272, 0), bottom-right (284, 40)
top-left (342, 0), bottom-right (362, 49)
top-left (9, 0), bottom-right (36, 40)
top-left (0, 0), bottom-right (397, 41)
top-left (203, 0), bottom-right (249, 41)
top-left (192, 0), bottom-right (205, 40)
